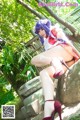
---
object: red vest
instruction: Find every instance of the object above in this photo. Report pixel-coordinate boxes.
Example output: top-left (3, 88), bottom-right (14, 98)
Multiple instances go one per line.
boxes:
top-left (48, 29), bottom-right (57, 45)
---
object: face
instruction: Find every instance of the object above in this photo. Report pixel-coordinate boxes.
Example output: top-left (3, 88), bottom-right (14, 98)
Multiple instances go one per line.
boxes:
top-left (38, 29), bottom-right (46, 38)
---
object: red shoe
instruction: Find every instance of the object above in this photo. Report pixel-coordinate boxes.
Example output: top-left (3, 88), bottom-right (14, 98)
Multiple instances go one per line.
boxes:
top-left (51, 57), bottom-right (64, 78)
top-left (51, 57), bottom-right (70, 78)
top-left (53, 71), bottom-right (63, 78)
top-left (53, 100), bottom-right (62, 120)
top-left (42, 100), bottom-right (62, 120)
top-left (43, 117), bottom-right (52, 120)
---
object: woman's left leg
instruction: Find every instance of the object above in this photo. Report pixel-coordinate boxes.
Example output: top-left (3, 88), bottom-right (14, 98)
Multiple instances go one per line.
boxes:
top-left (31, 54), bottom-right (52, 67)
top-left (31, 45), bottom-right (74, 68)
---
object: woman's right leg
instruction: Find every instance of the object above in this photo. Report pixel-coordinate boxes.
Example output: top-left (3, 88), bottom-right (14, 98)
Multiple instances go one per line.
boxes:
top-left (40, 66), bottom-right (55, 117)
top-left (40, 66), bottom-right (62, 120)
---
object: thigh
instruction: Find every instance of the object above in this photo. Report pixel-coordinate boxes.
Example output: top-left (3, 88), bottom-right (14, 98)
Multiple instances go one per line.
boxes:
top-left (32, 44), bottom-right (74, 67)
top-left (42, 57), bottom-right (75, 78)
top-left (41, 45), bottom-right (73, 61)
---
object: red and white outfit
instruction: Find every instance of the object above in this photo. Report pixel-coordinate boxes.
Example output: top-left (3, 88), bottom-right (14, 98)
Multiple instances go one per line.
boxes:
top-left (42, 28), bottom-right (80, 78)
top-left (43, 28), bottom-right (79, 61)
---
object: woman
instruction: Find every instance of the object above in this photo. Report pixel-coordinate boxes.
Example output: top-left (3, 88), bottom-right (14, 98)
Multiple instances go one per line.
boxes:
top-left (31, 19), bottom-right (80, 120)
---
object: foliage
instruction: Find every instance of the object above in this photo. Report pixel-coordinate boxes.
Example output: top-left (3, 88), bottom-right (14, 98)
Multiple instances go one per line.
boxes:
top-left (0, 89), bottom-right (15, 107)
top-left (0, 97), bottom-right (22, 120)
top-left (1, 0), bottom-right (38, 106)
top-left (0, 44), bottom-right (38, 108)
top-left (69, 114), bottom-right (80, 120)
top-left (0, 0), bottom-right (77, 105)
top-left (1, 0), bottom-right (35, 43)
top-left (0, 45), bottom-right (38, 89)
top-left (0, 71), bottom-right (14, 107)
top-left (6, 96), bottom-right (22, 111)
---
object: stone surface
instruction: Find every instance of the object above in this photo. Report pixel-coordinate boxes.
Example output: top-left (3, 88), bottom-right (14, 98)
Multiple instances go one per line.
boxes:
top-left (23, 89), bottom-right (43, 106)
top-left (28, 103), bottom-right (80, 120)
top-left (21, 106), bottom-right (29, 118)
top-left (23, 89), bottom-right (43, 117)
top-left (15, 109), bottom-right (26, 120)
top-left (55, 103), bottom-right (80, 120)
top-left (18, 76), bottom-right (41, 97)
top-left (24, 99), bottom-right (42, 117)
top-left (17, 60), bottom-right (80, 119)
top-left (57, 59), bottom-right (80, 105)
top-left (30, 112), bottom-right (43, 120)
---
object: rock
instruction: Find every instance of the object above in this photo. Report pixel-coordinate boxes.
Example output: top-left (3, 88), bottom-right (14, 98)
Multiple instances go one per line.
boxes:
top-left (24, 99), bottom-right (42, 117)
top-left (57, 59), bottom-right (80, 105)
top-left (55, 102), bottom-right (80, 120)
top-left (23, 89), bottom-right (43, 105)
top-left (17, 60), bottom-right (80, 120)
top-left (18, 76), bottom-right (41, 97)
top-left (23, 89), bottom-right (43, 117)
top-left (30, 112), bottom-right (43, 120)
top-left (21, 106), bottom-right (29, 118)
top-left (15, 110), bottom-right (26, 120)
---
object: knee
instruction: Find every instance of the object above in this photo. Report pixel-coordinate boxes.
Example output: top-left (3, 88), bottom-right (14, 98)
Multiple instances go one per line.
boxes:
top-left (31, 56), bottom-right (37, 65)
top-left (40, 69), bottom-right (47, 77)
top-left (31, 54), bottom-right (43, 66)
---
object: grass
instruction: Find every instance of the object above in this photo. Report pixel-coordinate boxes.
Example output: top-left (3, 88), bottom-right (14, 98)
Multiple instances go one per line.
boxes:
top-left (0, 97), bottom-right (23, 120)
top-left (69, 114), bottom-right (80, 120)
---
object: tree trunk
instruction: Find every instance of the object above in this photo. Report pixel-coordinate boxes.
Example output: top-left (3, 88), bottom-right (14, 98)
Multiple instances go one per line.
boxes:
top-left (16, 0), bottom-right (80, 43)
top-left (36, 0), bottom-right (76, 33)
top-left (36, 0), bottom-right (80, 43)
top-left (16, 0), bottom-right (44, 19)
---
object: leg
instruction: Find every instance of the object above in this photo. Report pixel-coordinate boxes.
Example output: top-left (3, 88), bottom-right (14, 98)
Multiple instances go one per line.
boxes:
top-left (40, 66), bottom-right (55, 117)
top-left (40, 66), bottom-right (55, 100)
top-left (31, 44), bottom-right (74, 68)
top-left (40, 66), bottom-right (62, 119)
top-left (31, 53), bottom-right (74, 78)
top-left (31, 54), bottom-right (52, 67)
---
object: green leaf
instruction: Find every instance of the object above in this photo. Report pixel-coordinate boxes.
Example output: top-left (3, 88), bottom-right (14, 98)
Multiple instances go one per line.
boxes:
top-left (77, 0), bottom-right (80, 4)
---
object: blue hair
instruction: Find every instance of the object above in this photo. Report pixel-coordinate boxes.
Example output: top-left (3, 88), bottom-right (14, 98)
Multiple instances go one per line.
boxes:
top-left (35, 19), bottom-right (67, 45)
top-left (35, 19), bottom-right (51, 44)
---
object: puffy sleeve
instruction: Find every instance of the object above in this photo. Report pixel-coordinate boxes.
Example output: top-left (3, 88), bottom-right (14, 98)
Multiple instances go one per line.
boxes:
top-left (51, 25), bottom-right (67, 39)
top-left (51, 28), bottom-right (57, 37)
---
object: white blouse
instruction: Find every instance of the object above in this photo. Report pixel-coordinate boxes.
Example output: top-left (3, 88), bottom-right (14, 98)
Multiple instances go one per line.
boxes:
top-left (43, 37), bottom-right (61, 51)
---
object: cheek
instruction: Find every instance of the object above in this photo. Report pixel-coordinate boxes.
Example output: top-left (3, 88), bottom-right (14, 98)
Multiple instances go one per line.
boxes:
top-left (43, 31), bottom-right (45, 34)
top-left (41, 31), bottom-right (45, 37)
top-left (38, 32), bottom-right (42, 36)
top-left (39, 31), bottom-right (43, 36)
top-left (38, 30), bottom-right (46, 37)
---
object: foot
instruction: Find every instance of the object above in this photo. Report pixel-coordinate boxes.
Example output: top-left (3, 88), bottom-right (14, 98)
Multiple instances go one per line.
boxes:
top-left (43, 117), bottom-right (52, 120)
top-left (53, 71), bottom-right (64, 78)
top-left (43, 100), bottom-right (62, 120)
top-left (51, 57), bottom-right (64, 78)
top-left (44, 101), bottom-right (55, 117)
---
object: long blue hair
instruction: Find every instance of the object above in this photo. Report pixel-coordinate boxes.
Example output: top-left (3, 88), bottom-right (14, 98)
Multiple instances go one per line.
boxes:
top-left (35, 19), bottom-right (69, 45)
top-left (35, 19), bottom-right (51, 44)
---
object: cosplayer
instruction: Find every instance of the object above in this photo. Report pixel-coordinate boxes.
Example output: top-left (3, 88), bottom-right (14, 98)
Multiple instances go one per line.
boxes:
top-left (31, 19), bottom-right (80, 120)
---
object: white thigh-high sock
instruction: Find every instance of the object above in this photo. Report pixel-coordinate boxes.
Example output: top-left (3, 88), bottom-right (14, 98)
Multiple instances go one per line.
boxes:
top-left (31, 55), bottom-right (51, 67)
top-left (40, 70), bottom-right (55, 117)
top-left (51, 57), bottom-right (64, 75)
